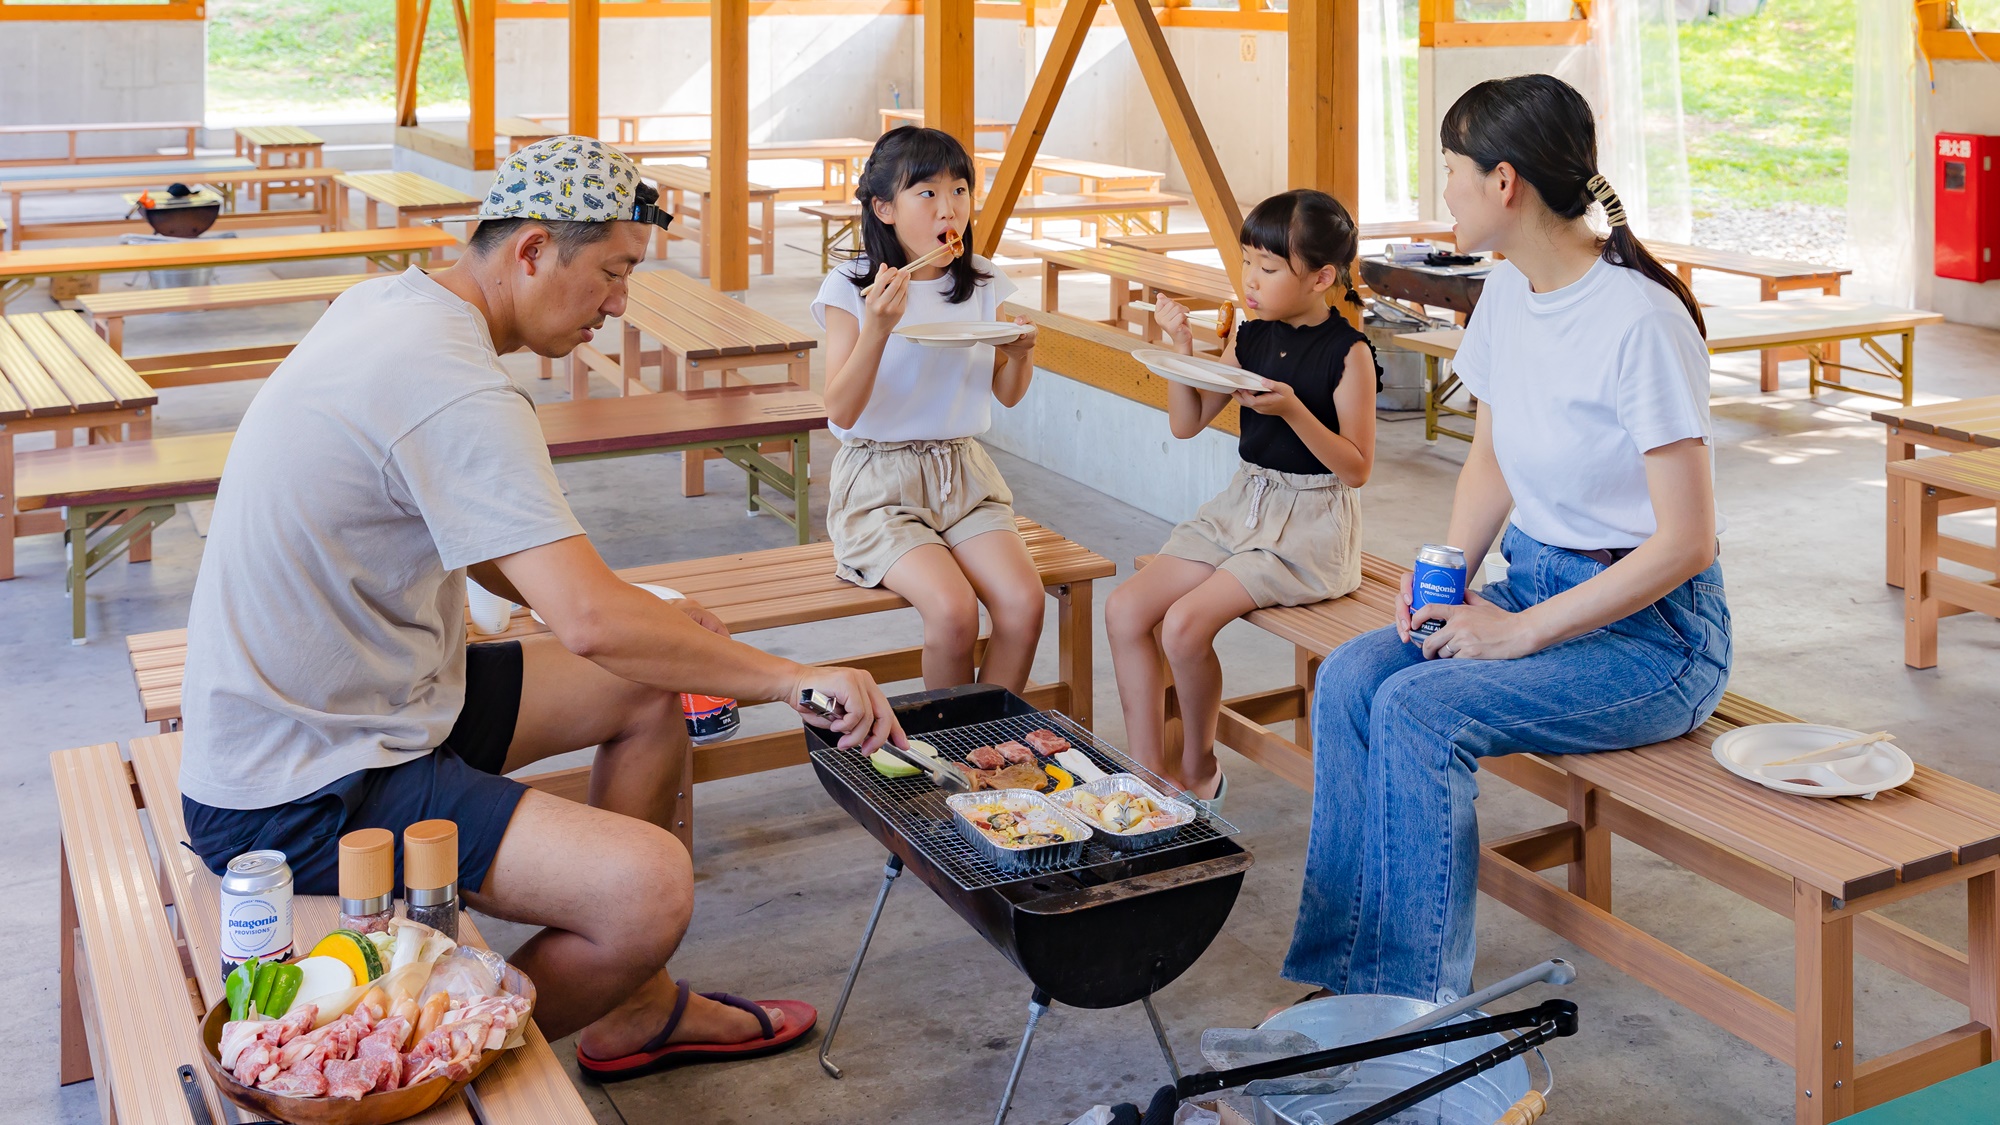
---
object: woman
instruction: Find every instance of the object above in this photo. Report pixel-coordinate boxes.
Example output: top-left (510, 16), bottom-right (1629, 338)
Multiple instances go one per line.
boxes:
top-left (1283, 73), bottom-right (1733, 1005)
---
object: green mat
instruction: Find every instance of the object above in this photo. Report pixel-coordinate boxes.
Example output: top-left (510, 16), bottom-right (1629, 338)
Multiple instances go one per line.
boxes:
top-left (1846, 1061), bottom-right (2000, 1123)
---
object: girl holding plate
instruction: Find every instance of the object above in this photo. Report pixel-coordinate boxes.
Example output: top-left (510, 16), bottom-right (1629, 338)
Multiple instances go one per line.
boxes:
top-left (812, 127), bottom-right (1045, 693)
top-left (1107, 189), bottom-right (1380, 810)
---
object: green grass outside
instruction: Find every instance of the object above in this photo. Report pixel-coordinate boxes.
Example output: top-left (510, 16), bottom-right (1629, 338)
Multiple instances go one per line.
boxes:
top-left (207, 0), bottom-right (469, 117)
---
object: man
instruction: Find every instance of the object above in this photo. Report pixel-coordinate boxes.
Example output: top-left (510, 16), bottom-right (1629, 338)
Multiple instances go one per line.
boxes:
top-left (179, 136), bottom-right (902, 1079)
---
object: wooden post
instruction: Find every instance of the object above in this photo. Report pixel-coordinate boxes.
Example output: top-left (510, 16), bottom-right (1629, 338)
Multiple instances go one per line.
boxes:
top-left (924, 0), bottom-right (977, 150)
top-left (1289, 0), bottom-right (1360, 324)
top-left (1107, 0), bottom-right (1244, 297)
top-left (569, 0), bottom-right (600, 139)
top-left (711, 0), bottom-right (751, 292)
top-left (1794, 880), bottom-right (1855, 1123)
top-left (466, 0), bottom-right (497, 170)
top-left (972, 0), bottom-right (1104, 258)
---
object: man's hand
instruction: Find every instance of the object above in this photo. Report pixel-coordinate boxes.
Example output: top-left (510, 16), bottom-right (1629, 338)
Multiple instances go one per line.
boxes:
top-left (1411, 588), bottom-right (1550, 661)
top-left (790, 666), bottom-right (907, 752)
top-left (668, 597), bottom-right (728, 638)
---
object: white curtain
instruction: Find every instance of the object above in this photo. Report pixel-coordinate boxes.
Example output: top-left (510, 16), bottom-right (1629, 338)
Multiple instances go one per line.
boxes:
top-left (1590, 0), bottom-right (1693, 241)
top-left (1845, 0), bottom-right (1918, 304)
top-left (1359, 0), bottom-right (1414, 220)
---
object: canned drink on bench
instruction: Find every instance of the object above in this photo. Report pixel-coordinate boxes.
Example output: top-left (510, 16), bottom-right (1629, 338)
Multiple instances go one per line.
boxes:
top-left (1412, 543), bottom-right (1468, 640)
top-left (683, 693), bottom-right (741, 744)
top-left (219, 849), bottom-right (294, 982)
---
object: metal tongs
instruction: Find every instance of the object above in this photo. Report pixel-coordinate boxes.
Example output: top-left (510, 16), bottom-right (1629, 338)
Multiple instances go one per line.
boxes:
top-left (800, 688), bottom-right (967, 792)
top-left (1177, 999), bottom-right (1579, 1125)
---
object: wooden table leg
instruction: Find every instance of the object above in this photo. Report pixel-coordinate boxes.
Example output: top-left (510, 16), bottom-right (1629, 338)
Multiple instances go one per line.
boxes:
top-left (68, 505), bottom-right (88, 644)
top-left (1760, 280), bottom-right (1782, 393)
top-left (1567, 776), bottom-right (1610, 911)
top-left (817, 216), bottom-right (832, 274)
top-left (568, 352), bottom-right (590, 400)
top-left (1971, 871), bottom-right (2000, 1040)
top-left (1900, 328), bottom-right (1915, 408)
top-left (127, 407), bottom-right (152, 564)
top-left (1885, 428), bottom-right (1918, 589)
top-left (58, 843), bottom-right (91, 1084)
top-left (1042, 261), bottom-right (1063, 312)
top-left (623, 322), bottom-right (643, 395)
top-left (0, 429), bottom-right (14, 581)
top-left (1056, 578), bottom-right (1093, 728)
top-left (760, 195), bottom-right (775, 276)
top-left (1904, 476), bottom-right (1940, 669)
top-left (792, 432), bottom-right (811, 545)
top-left (1424, 355), bottom-right (1440, 443)
top-left (1294, 648), bottom-right (1319, 754)
top-left (1794, 880), bottom-right (1855, 1124)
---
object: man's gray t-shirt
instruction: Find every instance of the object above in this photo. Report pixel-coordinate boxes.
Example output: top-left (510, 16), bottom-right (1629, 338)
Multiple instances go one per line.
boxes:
top-left (180, 267), bottom-right (584, 810)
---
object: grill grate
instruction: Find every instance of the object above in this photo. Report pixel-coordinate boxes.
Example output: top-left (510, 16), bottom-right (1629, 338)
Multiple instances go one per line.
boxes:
top-left (811, 709), bottom-right (1239, 891)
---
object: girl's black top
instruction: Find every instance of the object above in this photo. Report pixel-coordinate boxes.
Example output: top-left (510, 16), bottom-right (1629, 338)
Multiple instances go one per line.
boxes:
top-left (1231, 313), bottom-right (1378, 476)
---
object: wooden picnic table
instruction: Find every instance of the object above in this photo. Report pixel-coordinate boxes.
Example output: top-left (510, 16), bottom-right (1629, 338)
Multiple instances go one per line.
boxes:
top-left (879, 108), bottom-right (1015, 148)
top-left (1101, 219), bottom-right (1458, 254)
top-left (633, 138), bottom-right (875, 202)
top-left (801, 201), bottom-right (862, 273)
top-left (232, 124), bottom-right (325, 207)
top-left (520, 110), bottom-right (709, 145)
top-left (1888, 447), bottom-right (2000, 668)
top-left (334, 170), bottom-right (476, 229)
top-left (0, 120), bottom-right (201, 168)
top-left (16, 384), bottom-right (829, 640)
top-left (79, 273), bottom-right (371, 387)
top-left (1007, 191), bottom-right (1188, 241)
top-left (1874, 396), bottom-right (2000, 587)
top-left (0, 226), bottom-right (455, 310)
top-left (496, 115), bottom-right (564, 153)
top-left (987, 152), bottom-right (1165, 195)
top-left (1649, 240), bottom-right (1852, 388)
top-left (2, 165), bottom-right (342, 247)
top-left (1398, 295), bottom-right (1948, 443)
top-left (635, 164), bottom-right (778, 277)
top-left (1035, 244), bottom-right (1235, 343)
top-left (0, 310), bottom-right (157, 582)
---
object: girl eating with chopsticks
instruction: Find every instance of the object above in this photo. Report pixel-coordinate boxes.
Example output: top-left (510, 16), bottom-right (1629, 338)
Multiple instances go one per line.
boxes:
top-left (1106, 189), bottom-right (1379, 811)
top-left (812, 127), bottom-right (1044, 692)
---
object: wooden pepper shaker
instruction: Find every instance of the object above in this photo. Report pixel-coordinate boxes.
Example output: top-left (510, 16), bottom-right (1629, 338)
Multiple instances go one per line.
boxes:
top-left (402, 819), bottom-right (460, 941)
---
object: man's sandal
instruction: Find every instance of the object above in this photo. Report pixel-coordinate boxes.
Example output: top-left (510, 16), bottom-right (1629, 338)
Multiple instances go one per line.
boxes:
top-left (576, 979), bottom-right (818, 1082)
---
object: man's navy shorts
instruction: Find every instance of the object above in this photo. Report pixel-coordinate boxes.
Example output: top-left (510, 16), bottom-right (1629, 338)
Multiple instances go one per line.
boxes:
top-left (183, 641), bottom-right (529, 898)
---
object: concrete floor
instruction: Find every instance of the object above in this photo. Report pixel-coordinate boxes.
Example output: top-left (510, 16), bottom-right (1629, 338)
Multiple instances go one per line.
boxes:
top-left (7, 200), bottom-right (2000, 1125)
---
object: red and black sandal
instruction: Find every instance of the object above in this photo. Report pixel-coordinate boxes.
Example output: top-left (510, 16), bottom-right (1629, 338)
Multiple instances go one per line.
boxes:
top-left (576, 979), bottom-right (818, 1082)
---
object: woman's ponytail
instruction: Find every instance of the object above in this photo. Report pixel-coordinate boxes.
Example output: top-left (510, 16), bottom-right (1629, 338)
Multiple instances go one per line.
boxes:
top-left (1441, 75), bottom-right (1707, 338)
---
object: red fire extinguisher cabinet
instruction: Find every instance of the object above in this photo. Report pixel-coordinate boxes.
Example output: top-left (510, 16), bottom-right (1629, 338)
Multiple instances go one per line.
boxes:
top-left (1937, 132), bottom-right (1999, 283)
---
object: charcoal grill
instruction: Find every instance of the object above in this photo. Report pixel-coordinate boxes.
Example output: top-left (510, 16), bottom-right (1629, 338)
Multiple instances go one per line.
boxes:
top-left (807, 685), bottom-right (1252, 1124)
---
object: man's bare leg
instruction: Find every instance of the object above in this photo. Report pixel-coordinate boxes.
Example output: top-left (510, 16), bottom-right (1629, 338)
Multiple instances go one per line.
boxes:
top-left (464, 634), bottom-right (783, 1051)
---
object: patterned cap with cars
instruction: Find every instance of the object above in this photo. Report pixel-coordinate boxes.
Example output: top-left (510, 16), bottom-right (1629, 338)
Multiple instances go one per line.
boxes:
top-left (431, 135), bottom-right (671, 230)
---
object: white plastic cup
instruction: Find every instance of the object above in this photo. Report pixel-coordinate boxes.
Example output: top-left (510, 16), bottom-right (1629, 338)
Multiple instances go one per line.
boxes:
top-left (467, 579), bottom-right (516, 635)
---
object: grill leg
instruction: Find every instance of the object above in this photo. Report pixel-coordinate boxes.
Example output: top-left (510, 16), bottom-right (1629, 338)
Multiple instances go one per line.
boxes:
top-left (1141, 995), bottom-right (1181, 1083)
top-left (993, 988), bottom-right (1053, 1125)
top-left (818, 855), bottom-right (903, 1079)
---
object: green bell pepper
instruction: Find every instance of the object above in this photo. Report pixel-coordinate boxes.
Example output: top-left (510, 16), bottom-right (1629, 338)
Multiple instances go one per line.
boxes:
top-left (226, 956), bottom-right (260, 1022)
top-left (261, 963), bottom-right (305, 1017)
top-left (250, 960), bottom-right (280, 1016)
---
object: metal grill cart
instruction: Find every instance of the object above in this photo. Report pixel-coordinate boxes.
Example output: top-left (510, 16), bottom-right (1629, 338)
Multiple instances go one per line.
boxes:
top-left (806, 685), bottom-right (1252, 1124)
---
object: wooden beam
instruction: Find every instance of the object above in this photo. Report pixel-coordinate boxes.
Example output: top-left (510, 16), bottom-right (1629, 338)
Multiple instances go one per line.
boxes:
top-left (467, 0), bottom-right (498, 170)
top-left (396, 0), bottom-right (432, 128)
top-left (1286, 0), bottom-right (1355, 203)
top-left (923, 0), bottom-right (976, 150)
top-left (711, 0), bottom-right (751, 291)
top-left (1107, 0), bottom-right (1244, 297)
top-left (569, 0), bottom-right (600, 138)
top-left (973, 0), bottom-right (1104, 258)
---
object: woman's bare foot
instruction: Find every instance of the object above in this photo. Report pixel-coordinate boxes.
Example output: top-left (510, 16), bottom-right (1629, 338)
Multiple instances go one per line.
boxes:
top-left (576, 973), bottom-right (787, 1059)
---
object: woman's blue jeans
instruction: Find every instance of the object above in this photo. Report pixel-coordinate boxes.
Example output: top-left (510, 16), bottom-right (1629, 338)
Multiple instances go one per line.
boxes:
top-left (1282, 526), bottom-right (1732, 1003)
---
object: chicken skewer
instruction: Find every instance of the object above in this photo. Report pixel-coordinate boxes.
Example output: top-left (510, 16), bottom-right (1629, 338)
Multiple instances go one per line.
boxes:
top-left (862, 228), bottom-right (964, 297)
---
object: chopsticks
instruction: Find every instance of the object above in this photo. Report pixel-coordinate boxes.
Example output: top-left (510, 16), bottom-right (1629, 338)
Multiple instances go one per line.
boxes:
top-left (862, 230), bottom-right (963, 297)
top-left (1127, 299), bottom-right (1237, 339)
top-left (1763, 730), bottom-right (1894, 769)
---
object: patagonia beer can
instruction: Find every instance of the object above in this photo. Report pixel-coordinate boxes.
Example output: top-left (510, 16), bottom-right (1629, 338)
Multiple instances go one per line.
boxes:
top-left (1412, 543), bottom-right (1468, 640)
top-left (683, 694), bottom-right (741, 744)
top-left (219, 849), bottom-right (294, 980)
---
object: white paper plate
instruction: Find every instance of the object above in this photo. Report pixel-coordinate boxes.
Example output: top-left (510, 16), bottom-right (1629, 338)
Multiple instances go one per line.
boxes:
top-left (1132, 348), bottom-right (1265, 393)
top-left (532, 583), bottom-right (682, 626)
top-left (894, 321), bottom-right (1024, 348)
top-left (1711, 723), bottom-right (1913, 799)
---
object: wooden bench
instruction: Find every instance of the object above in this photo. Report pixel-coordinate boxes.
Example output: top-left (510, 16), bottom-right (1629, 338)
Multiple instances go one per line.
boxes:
top-left (800, 201), bottom-right (862, 273)
top-left (1648, 241), bottom-right (1853, 387)
top-left (0, 120), bottom-right (201, 167)
top-left (333, 171), bottom-right (477, 263)
top-left (1137, 550), bottom-right (2000, 1123)
top-left (78, 274), bottom-right (370, 386)
top-left (1100, 220), bottom-right (1459, 255)
top-left (55, 735), bottom-right (595, 1124)
top-left (1888, 447), bottom-right (2000, 668)
top-left (1874, 396), bottom-right (2000, 588)
top-left (0, 226), bottom-right (456, 311)
top-left (635, 163), bottom-right (779, 277)
top-left (232, 125), bottom-right (326, 207)
top-left (518, 109), bottom-right (709, 145)
top-left (880, 108), bottom-right (1015, 148)
top-left (631, 138), bottom-right (875, 202)
top-left (1006, 191), bottom-right (1188, 242)
top-left (1036, 244), bottom-right (1236, 345)
top-left (496, 115), bottom-right (564, 153)
top-left (567, 269), bottom-right (816, 501)
top-left (17, 385), bottom-right (828, 640)
top-left (1, 165), bottom-right (341, 247)
top-left (972, 151), bottom-right (1165, 196)
top-left (0, 310), bottom-right (158, 582)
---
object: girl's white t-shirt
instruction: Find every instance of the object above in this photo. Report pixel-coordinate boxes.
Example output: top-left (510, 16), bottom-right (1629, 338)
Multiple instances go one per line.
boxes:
top-left (1455, 257), bottom-right (1718, 551)
top-left (811, 255), bottom-right (1018, 443)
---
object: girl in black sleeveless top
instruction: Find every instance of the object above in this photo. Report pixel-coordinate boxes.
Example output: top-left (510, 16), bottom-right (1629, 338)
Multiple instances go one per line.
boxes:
top-left (1106, 190), bottom-right (1379, 809)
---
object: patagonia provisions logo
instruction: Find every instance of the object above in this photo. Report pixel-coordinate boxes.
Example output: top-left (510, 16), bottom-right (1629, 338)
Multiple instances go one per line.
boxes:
top-left (226, 897), bottom-right (287, 953)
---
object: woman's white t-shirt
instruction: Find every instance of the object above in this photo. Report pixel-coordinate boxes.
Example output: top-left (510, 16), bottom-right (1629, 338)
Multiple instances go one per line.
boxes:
top-left (1455, 257), bottom-right (1717, 551)
top-left (811, 255), bottom-right (1018, 443)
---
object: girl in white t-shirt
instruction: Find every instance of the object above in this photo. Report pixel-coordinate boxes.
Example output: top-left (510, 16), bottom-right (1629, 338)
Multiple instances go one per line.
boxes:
top-left (1284, 74), bottom-right (1733, 1007)
top-left (811, 127), bottom-right (1044, 692)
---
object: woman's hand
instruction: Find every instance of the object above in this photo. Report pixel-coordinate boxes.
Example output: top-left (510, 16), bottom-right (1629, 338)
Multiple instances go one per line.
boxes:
top-left (1395, 572), bottom-right (1416, 643)
top-left (861, 265), bottom-right (909, 335)
top-left (1153, 296), bottom-right (1195, 355)
top-left (994, 316), bottom-right (1037, 364)
top-left (1411, 588), bottom-right (1549, 661)
top-left (1232, 376), bottom-right (1299, 417)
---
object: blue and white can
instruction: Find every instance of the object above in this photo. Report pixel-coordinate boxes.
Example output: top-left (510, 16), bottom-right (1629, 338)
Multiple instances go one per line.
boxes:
top-left (1411, 544), bottom-right (1468, 639)
top-left (219, 849), bottom-right (293, 981)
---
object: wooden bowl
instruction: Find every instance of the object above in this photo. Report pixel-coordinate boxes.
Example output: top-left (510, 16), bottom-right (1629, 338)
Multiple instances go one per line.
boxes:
top-left (198, 965), bottom-right (536, 1125)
